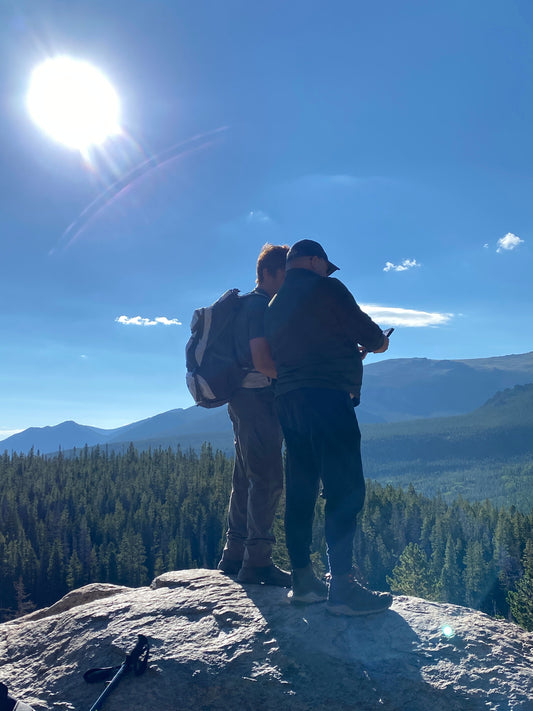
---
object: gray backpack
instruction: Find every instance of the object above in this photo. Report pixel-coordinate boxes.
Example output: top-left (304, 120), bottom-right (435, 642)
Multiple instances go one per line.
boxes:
top-left (185, 289), bottom-right (246, 408)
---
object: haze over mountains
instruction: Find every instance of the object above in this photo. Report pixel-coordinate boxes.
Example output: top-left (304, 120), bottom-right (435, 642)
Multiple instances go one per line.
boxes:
top-left (2, 351), bottom-right (533, 456)
top-left (1, 406), bottom-right (231, 455)
top-left (361, 351), bottom-right (533, 421)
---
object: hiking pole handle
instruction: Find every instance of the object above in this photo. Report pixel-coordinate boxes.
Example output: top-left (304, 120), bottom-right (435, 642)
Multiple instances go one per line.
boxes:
top-left (87, 635), bottom-right (150, 711)
top-left (126, 634), bottom-right (150, 674)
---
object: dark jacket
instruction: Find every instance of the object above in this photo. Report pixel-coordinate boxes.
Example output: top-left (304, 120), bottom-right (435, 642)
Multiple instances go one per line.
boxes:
top-left (264, 269), bottom-right (384, 399)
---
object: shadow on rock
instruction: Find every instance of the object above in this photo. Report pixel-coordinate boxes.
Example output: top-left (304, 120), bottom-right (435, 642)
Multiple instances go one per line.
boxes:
top-left (240, 581), bottom-right (487, 711)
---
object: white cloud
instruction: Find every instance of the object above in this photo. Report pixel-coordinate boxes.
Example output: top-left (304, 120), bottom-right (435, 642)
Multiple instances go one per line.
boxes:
top-left (496, 232), bottom-right (524, 253)
top-left (115, 315), bottom-right (182, 326)
top-left (383, 259), bottom-right (421, 272)
top-left (154, 317), bottom-right (182, 326)
top-left (219, 209), bottom-right (275, 238)
top-left (361, 304), bottom-right (453, 328)
top-left (247, 210), bottom-right (271, 224)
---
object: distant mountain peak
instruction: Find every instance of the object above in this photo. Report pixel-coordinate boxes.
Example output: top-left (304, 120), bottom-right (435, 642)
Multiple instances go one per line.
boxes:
top-left (2, 351), bottom-right (533, 455)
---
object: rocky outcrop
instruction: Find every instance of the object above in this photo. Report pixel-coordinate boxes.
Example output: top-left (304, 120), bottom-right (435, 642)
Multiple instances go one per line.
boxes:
top-left (0, 569), bottom-right (532, 710)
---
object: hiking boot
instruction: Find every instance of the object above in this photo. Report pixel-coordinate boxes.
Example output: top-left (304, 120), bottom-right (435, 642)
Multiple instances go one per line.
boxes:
top-left (288, 565), bottom-right (328, 605)
top-left (237, 563), bottom-right (291, 587)
top-left (326, 569), bottom-right (393, 617)
top-left (217, 557), bottom-right (243, 576)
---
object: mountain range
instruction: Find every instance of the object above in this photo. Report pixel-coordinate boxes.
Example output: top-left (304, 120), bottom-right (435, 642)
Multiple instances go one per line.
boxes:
top-left (2, 351), bottom-right (533, 456)
top-left (361, 350), bottom-right (533, 421)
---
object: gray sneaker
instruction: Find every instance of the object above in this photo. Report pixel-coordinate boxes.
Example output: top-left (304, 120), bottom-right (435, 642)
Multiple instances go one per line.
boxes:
top-left (237, 564), bottom-right (291, 587)
top-left (288, 565), bottom-right (328, 605)
top-left (326, 569), bottom-right (392, 617)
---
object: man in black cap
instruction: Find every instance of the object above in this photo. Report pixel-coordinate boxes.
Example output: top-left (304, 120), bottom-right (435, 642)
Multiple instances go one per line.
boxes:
top-left (265, 239), bottom-right (393, 615)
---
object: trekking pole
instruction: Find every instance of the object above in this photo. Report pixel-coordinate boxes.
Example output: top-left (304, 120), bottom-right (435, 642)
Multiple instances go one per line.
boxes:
top-left (84, 634), bottom-right (150, 711)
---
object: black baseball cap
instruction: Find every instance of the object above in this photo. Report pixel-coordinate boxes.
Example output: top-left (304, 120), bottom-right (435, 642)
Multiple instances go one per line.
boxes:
top-left (286, 239), bottom-right (339, 275)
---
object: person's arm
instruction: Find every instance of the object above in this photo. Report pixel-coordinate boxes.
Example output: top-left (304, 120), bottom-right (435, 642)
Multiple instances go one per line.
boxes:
top-left (249, 337), bottom-right (277, 378)
top-left (326, 278), bottom-right (387, 352)
top-left (372, 336), bottom-right (389, 353)
top-left (359, 335), bottom-right (389, 360)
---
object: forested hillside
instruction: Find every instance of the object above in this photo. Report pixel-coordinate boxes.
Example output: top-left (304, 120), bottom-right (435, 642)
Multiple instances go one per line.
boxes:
top-left (362, 383), bottom-right (533, 509)
top-left (1, 445), bottom-right (532, 630)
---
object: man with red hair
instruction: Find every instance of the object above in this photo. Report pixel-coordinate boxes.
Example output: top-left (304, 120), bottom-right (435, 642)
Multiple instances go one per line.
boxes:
top-left (218, 244), bottom-right (291, 587)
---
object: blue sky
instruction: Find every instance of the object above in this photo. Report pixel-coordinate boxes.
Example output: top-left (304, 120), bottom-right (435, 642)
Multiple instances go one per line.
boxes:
top-left (1, 0), bottom-right (532, 436)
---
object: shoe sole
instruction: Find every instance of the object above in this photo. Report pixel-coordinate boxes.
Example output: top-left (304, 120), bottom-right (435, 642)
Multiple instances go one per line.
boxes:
top-left (326, 602), bottom-right (391, 617)
top-left (218, 569), bottom-right (240, 577)
top-left (288, 592), bottom-right (327, 605)
top-left (265, 582), bottom-right (292, 587)
top-left (237, 576), bottom-right (291, 587)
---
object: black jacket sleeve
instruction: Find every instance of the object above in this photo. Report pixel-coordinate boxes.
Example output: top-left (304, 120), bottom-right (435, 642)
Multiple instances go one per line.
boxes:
top-left (326, 278), bottom-right (385, 352)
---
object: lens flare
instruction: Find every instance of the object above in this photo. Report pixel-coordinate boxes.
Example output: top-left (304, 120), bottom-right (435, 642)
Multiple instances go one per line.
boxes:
top-left (52, 127), bottom-right (227, 253)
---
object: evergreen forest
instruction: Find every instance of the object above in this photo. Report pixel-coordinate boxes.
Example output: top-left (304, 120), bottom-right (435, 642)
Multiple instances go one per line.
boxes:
top-left (1, 444), bottom-right (532, 631)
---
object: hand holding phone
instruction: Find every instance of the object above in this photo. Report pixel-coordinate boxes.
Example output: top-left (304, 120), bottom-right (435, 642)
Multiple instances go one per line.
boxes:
top-left (360, 327), bottom-right (394, 359)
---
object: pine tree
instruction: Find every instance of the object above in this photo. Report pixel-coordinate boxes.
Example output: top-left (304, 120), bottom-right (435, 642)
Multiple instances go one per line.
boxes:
top-left (66, 551), bottom-right (84, 590)
top-left (387, 543), bottom-right (437, 599)
top-left (439, 535), bottom-right (463, 604)
top-left (117, 532), bottom-right (148, 586)
top-left (463, 540), bottom-right (488, 608)
top-left (14, 576), bottom-right (35, 617)
top-left (508, 540), bottom-right (533, 631)
top-left (46, 539), bottom-right (66, 604)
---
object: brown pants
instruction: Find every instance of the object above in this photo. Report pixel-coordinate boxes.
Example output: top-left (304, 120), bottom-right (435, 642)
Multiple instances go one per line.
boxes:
top-left (222, 386), bottom-right (284, 567)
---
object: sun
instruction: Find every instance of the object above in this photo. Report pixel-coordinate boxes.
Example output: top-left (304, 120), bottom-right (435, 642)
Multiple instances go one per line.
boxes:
top-left (27, 56), bottom-right (121, 152)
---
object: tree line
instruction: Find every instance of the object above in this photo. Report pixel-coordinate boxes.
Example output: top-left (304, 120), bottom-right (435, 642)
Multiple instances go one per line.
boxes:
top-left (0, 444), bottom-right (531, 630)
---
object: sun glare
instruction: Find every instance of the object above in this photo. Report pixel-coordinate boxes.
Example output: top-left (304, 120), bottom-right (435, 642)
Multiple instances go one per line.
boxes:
top-left (27, 57), bottom-right (121, 152)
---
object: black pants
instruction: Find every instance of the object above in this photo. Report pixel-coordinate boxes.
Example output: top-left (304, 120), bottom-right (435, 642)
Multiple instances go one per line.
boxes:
top-left (276, 387), bottom-right (365, 575)
top-left (222, 387), bottom-right (284, 567)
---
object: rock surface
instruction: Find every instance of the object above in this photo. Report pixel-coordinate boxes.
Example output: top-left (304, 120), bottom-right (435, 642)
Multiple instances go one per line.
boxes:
top-left (0, 569), bottom-right (532, 710)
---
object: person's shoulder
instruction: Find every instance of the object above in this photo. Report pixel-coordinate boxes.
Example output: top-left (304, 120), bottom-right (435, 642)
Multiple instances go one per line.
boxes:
top-left (318, 276), bottom-right (351, 296)
top-left (325, 275), bottom-right (348, 287)
top-left (239, 289), bottom-right (268, 316)
top-left (247, 287), bottom-right (269, 299)
top-left (240, 289), bottom-right (268, 303)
